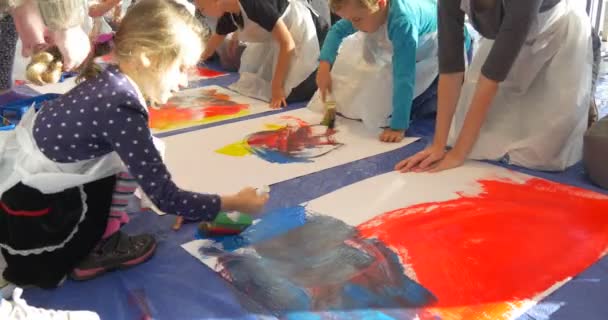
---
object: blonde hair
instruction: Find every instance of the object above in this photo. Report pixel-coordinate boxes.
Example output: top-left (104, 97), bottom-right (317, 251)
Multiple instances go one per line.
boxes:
top-left (79, 0), bottom-right (205, 82)
top-left (26, 47), bottom-right (63, 86)
top-left (329, 0), bottom-right (379, 12)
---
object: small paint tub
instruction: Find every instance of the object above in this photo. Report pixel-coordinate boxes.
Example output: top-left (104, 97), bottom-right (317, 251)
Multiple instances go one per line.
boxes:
top-left (0, 115), bottom-right (15, 131)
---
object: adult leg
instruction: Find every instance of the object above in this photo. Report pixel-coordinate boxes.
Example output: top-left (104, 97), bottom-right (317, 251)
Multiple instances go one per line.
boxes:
top-left (0, 15), bottom-right (18, 91)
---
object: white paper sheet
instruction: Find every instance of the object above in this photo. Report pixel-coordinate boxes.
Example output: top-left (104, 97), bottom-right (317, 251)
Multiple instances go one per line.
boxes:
top-left (182, 161), bottom-right (608, 319)
top-left (150, 85), bottom-right (271, 134)
top-left (162, 108), bottom-right (418, 194)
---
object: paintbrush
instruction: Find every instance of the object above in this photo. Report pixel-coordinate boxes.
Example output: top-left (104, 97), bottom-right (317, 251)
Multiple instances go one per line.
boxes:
top-left (320, 93), bottom-right (336, 130)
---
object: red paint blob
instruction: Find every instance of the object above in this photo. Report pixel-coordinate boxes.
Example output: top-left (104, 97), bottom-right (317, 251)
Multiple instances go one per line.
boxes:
top-left (358, 178), bottom-right (608, 311)
top-left (148, 89), bottom-right (248, 129)
top-left (194, 67), bottom-right (226, 78)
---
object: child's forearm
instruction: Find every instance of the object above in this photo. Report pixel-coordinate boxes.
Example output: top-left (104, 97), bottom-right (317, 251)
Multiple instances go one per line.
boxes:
top-left (433, 72), bottom-right (464, 148)
top-left (202, 33), bottom-right (226, 61)
top-left (272, 42), bottom-right (294, 89)
top-left (271, 20), bottom-right (295, 90)
top-left (451, 74), bottom-right (499, 157)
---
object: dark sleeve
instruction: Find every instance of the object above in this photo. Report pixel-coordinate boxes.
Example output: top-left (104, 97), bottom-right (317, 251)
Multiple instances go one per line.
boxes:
top-left (438, 0), bottom-right (466, 74)
top-left (103, 103), bottom-right (222, 221)
top-left (215, 13), bottom-right (238, 35)
top-left (481, 0), bottom-right (544, 81)
top-left (239, 0), bottom-right (282, 32)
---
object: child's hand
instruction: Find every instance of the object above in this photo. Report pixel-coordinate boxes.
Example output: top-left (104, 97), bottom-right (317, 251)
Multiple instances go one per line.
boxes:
top-left (380, 128), bottom-right (404, 143)
top-left (223, 187), bottom-right (269, 215)
top-left (316, 61), bottom-right (332, 102)
top-left (270, 83), bottom-right (287, 109)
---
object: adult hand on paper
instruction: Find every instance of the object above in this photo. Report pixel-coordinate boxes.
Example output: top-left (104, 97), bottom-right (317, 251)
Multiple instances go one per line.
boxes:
top-left (316, 61), bottom-right (332, 102)
top-left (380, 128), bottom-right (404, 143)
top-left (270, 83), bottom-right (287, 109)
top-left (427, 149), bottom-right (466, 173)
top-left (395, 144), bottom-right (446, 173)
top-left (231, 187), bottom-right (269, 215)
top-left (50, 26), bottom-right (92, 71)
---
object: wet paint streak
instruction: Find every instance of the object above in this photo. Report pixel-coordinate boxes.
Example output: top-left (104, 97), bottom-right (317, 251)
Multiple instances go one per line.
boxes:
top-left (190, 67), bottom-right (227, 80)
top-left (197, 206), bottom-right (436, 317)
top-left (148, 88), bottom-right (249, 131)
top-left (216, 118), bottom-right (343, 164)
top-left (358, 178), bottom-right (608, 319)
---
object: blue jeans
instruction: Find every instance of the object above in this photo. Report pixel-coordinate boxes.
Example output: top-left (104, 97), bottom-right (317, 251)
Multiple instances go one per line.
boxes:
top-left (409, 43), bottom-right (474, 122)
top-left (410, 76), bottom-right (439, 121)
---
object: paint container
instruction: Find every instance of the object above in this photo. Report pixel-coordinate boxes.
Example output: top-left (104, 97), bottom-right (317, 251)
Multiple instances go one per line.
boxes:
top-left (196, 186), bottom-right (269, 238)
top-left (197, 211), bottom-right (254, 237)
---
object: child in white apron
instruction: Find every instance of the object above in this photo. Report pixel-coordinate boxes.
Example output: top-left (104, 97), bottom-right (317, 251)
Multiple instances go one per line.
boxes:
top-left (309, 0), bottom-right (446, 143)
top-left (0, 0), bottom-right (268, 289)
top-left (397, 0), bottom-right (595, 172)
top-left (195, 0), bottom-right (330, 108)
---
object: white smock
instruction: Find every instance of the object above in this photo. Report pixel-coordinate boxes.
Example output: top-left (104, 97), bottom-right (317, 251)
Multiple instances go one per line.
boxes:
top-left (307, 24), bottom-right (438, 130)
top-left (229, 0), bottom-right (320, 102)
top-left (450, 0), bottom-right (592, 170)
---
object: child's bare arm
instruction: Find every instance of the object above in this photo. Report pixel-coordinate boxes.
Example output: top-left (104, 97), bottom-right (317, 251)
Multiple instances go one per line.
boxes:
top-left (202, 33), bottom-right (227, 61)
top-left (269, 19), bottom-right (295, 108)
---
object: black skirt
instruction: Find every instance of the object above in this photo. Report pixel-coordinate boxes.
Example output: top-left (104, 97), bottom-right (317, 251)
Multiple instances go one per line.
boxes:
top-left (0, 175), bottom-right (116, 288)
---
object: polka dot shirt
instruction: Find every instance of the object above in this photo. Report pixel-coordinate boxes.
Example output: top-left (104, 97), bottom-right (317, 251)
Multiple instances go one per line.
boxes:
top-left (32, 66), bottom-right (221, 221)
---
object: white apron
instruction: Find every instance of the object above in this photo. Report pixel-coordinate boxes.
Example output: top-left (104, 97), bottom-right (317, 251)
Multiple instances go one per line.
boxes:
top-left (228, 0), bottom-right (320, 102)
top-left (0, 108), bottom-right (126, 199)
top-left (450, 0), bottom-right (592, 171)
top-left (307, 25), bottom-right (439, 130)
top-left (0, 108), bottom-right (128, 255)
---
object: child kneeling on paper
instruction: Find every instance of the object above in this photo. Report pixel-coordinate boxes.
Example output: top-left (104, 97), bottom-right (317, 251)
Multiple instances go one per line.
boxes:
top-left (0, 0), bottom-right (268, 289)
top-left (309, 0), bottom-right (466, 143)
top-left (195, 0), bottom-right (330, 108)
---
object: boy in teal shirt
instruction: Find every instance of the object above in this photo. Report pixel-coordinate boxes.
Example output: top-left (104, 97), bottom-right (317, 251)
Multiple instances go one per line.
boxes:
top-left (315, 0), bottom-right (466, 142)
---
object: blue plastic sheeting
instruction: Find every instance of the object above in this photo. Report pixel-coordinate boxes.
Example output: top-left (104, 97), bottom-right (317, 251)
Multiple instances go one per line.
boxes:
top-left (5, 65), bottom-right (608, 319)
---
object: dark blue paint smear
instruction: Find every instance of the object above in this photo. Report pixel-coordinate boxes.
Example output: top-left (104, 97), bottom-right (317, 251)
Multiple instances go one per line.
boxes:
top-left (197, 205), bottom-right (437, 319)
top-left (248, 147), bottom-right (312, 164)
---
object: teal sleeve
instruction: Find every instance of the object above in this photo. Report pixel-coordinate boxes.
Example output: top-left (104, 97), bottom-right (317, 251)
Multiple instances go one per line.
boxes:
top-left (465, 26), bottom-right (472, 52)
top-left (318, 19), bottom-right (357, 64)
top-left (389, 18), bottom-right (418, 130)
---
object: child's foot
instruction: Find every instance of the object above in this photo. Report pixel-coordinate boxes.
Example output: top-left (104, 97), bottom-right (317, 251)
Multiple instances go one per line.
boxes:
top-left (0, 287), bottom-right (100, 319)
top-left (70, 231), bottom-right (156, 281)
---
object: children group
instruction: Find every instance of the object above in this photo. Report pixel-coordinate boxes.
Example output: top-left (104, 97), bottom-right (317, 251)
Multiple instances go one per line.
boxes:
top-left (0, 0), bottom-right (598, 298)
